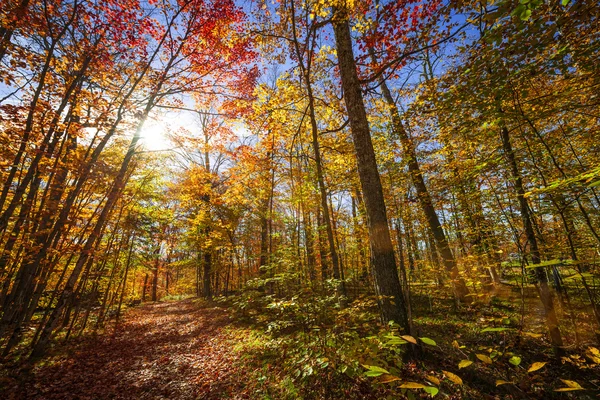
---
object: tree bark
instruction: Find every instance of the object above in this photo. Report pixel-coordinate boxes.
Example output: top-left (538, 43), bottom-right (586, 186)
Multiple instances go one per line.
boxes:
top-left (332, 12), bottom-right (408, 329)
top-left (203, 252), bottom-right (212, 299)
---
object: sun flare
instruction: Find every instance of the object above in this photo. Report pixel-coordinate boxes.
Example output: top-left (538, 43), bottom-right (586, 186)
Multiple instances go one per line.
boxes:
top-left (140, 118), bottom-right (172, 151)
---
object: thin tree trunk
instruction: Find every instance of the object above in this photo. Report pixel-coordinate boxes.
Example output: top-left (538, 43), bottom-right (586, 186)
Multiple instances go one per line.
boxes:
top-left (371, 49), bottom-right (470, 304)
top-left (288, 3), bottom-right (343, 292)
top-left (500, 124), bottom-right (563, 353)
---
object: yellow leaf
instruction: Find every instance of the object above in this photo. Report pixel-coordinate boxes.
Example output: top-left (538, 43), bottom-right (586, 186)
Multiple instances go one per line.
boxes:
top-left (557, 379), bottom-right (584, 390)
top-left (523, 332), bottom-right (543, 338)
top-left (452, 340), bottom-right (460, 349)
top-left (425, 375), bottom-right (440, 386)
top-left (496, 380), bottom-right (511, 386)
top-left (527, 362), bottom-right (547, 373)
top-left (587, 347), bottom-right (600, 363)
top-left (379, 374), bottom-right (401, 384)
top-left (443, 370), bottom-right (463, 385)
top-left (476, 354), bottom-right (493, 364)
top-left (401, 335), bottom-right (417, 344)
top-left (400, 382), bottom-right (426, 389)
top-left (458, 360), bottom-right (473, 369)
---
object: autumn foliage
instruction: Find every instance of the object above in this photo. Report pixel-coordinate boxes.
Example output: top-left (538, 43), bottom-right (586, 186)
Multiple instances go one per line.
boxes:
top-left (1, 0), bottom-right (600, 398)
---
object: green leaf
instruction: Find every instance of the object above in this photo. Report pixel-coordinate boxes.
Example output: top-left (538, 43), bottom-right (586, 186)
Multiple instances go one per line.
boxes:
top-left (588, 180), bottom-right (600, 188)
top-left (525, 259), bottom-right (564, 269)
top-left (423, 386), bottom-right (439, 397)
top-left (511, 4), bottom-right (526, 16)
top-left (520, 9), bottom-right (532, 21)
top-left (420, 337), bottom-right (437, 346)
top-left (363, 365), bottom-right (390, 377)
top-left (387, 337), bottom-right (408, 345)
top-left (561, 0), bottom-right (570, 6)
top-left (509, 356), bottom-right (522, 366)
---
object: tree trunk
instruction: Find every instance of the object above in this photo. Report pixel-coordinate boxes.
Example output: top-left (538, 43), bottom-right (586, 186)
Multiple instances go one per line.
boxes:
top-left (372, 51), bottom-right (470, 304)
top-left (500, 124), bottom-right (563, 353)
top-left (332, 12), bottom-right (408, 329)
top-left (142, 273), bottom-right (149, 302)
top-left (152, 256), bottom-right (159, 302)
top-left (203, 252), bottom-right (212, 299)
top-left (288, 3), bottom-right (343, 291)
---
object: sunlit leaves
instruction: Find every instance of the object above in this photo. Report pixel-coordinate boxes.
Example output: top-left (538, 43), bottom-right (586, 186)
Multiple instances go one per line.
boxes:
top-left (443, 370), bottom-right (463, 385)
top-left (400, 382), bottom-right (426, 389)
top-left (527, 362), bottom-right (547, 373)
top-left (555, 379), bottom-right (584, 391)
top-left (481, 327), bottom-right (509, 333)
top-left (476, 354), bottom-right (493, 364)
top-left (419, 337), bottom-right (437, 346)
top-left (401, 335), bottom-right (417, 344)
top-left (509, 356), bottom-right (522, 366)
top-left (363, 365), bottom-right (390, 377)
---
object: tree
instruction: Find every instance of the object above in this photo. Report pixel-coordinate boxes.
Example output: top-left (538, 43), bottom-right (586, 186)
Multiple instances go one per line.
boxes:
top-left (331, 6), bottom-right (408, 329)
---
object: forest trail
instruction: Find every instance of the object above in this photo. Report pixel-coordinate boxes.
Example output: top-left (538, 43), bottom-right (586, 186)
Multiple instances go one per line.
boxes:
top-left (3, 299), bottom-right (248, 400)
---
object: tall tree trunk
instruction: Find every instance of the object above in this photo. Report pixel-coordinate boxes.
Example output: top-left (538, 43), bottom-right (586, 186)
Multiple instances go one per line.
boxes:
top-left (152, 253), bottom-right (159, 302)
top-left (316, 207), bottom-right (329, 282)
top-left (142, 273), bottom-right (149, 302)
top-left (114, 235), bottom-right (134, 332)
top-left (303, 209), bottom-right (317, 283)
top-left (332, 12), bottom-right (408, 329)
top-left (203, 252), bottom-right (212, 299)
top-left (196, 250), bottom-right (202, 297)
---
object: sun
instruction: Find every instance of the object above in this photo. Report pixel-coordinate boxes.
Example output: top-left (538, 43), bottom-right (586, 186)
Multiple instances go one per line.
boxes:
top-left (140, 118), bottom-right (172, 151)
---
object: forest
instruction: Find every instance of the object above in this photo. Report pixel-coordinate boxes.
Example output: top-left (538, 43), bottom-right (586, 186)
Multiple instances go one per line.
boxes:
top-left (0, 0), bottom-right (599, 398)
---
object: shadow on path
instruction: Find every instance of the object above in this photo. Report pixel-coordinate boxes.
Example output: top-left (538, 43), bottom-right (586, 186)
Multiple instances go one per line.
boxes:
top-left (3, 299), bottom-right (249, 400)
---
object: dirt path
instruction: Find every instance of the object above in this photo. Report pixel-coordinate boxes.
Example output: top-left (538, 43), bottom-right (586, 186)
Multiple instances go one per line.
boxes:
top-left (2, 299), bottom-right (249, 400)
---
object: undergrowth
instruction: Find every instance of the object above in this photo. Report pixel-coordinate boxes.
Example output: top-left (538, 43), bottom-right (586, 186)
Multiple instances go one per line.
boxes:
top-left (219, 283), bottom-right (600, 399)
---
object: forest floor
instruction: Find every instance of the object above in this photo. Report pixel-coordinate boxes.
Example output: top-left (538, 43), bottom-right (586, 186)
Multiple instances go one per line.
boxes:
top-left (1, 299), bottom-right (250, 400)
top-left (1, 291), bottom-right (600, 399)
